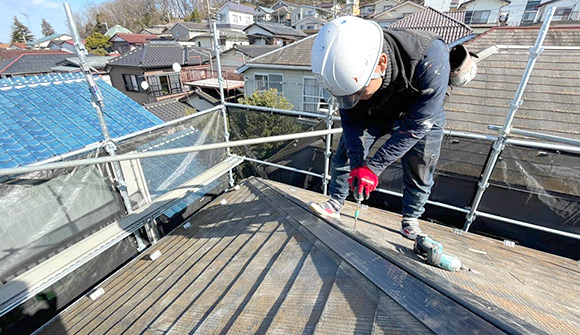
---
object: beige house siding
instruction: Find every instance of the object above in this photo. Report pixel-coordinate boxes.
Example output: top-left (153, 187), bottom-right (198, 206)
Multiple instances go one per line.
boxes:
top-left (243, 68), bottom-right (317, 111)
top-left (109, 66), bottom-right (149, 104)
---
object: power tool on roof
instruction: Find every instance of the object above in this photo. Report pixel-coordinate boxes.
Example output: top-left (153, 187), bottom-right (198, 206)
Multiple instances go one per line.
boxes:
top-left (414, 235), bottom-right (462, 272)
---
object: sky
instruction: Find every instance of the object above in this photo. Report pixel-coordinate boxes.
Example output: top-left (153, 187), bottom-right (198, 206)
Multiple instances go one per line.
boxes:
top-left (0, 0), bottom-right (107, 44)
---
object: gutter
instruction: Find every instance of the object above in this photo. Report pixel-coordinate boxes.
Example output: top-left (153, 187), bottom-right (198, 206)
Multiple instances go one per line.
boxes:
top-left (237, 63), bottom-right (311, 74)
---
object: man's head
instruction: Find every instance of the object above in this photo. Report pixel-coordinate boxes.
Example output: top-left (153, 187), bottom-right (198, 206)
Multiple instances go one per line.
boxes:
top-left (311, 16), bottom-right (386, 109)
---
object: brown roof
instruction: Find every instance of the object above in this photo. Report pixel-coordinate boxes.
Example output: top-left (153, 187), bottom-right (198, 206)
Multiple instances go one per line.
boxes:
top-left (9, 43), bottom-right (27, 49)
top-left (0, 49), bottom-right (72, 61)
top-left (445, 26), bottom-right (580, 141)
top-left (112, 33), bottom-right (158, 44)
top-left (388, 7), bottom-right (472, 44)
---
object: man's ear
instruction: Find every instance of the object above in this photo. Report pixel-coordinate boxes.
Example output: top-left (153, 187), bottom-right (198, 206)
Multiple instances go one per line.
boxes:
top-left (378, 53), bottom-right (388, 73)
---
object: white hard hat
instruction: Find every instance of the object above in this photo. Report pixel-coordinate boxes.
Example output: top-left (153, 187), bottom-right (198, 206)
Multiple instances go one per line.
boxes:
top-left (311, 16), bottom-right (384, 109)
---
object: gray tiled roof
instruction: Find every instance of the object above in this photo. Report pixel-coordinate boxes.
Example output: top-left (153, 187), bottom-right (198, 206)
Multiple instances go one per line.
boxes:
top-left (388, 7), bottom-right (472, 44)
top-left (144, 98), bottom-right (196, 122)
top-left (178, 22), bottom-right (210, 31)
top-left (60, 56), bottom-right (118, 69)
top-left (107, 42), bottom-right (213, 68)
top-left (246, 35), bottom-right (315, 67)
top-left (144, 90), bottom-right (219, 121)
top-left (244, 21), bottom-right (307, 38)
top-left (0, 54), bottom-right (72, 76)
top-left (445, 27), bottom-right (580, 140)
top-left (225, 2), bottom-right (256, 14)
top-left (233, 44), bottom-right (281, 58)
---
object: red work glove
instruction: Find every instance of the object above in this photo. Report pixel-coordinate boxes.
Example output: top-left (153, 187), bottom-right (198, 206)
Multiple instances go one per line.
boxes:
top-left (348, 166), bottom-right (378, 201)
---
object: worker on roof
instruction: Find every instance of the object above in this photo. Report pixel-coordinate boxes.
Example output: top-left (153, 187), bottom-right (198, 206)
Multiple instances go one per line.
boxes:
top-left (308, 16), bottom-right (450, 240)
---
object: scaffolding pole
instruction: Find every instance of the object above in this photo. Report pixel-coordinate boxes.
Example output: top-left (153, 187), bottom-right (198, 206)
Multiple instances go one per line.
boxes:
top-left (212, 20), bottom-right (235, 186)
top-left (463, 7), bottom-right (556, 232)
top-left (63, 3), bottom-right (145, 250)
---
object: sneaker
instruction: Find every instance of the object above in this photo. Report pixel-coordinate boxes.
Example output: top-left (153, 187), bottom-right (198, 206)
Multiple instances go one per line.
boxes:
top-left (400, 217), bottom-right (422, 240)
top-left (308, 199), bottom-right (342, 219)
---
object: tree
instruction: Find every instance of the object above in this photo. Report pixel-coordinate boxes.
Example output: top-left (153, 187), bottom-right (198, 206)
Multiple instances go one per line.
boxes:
top-left (41, 19), bottom-right (56, 36)
top-left (94, 14), bottom-right (108, 34)
top-left (232, 89), bottom-right (306, 161)
top-left (185, 9), bottom-right (203, 22)
top-left (11, 16), bottom-right (34, 43)
top-left (85, 32), bottom-right (112, 56)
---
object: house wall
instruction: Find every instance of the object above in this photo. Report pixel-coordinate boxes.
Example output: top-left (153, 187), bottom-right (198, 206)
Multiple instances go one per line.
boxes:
top-left (460, 0), bottom-right (508, 23)
top-left (171, 24), bottom-right (193, 41)
top-left (503, 0), bottom-right (530, 25)
top-left (374, 0), bottom-right (401, 14)
top-left (218, 6), bottom-right (254, 27)
top-left (243, 68), bottom-right (318, 111)
top-left (291, 6), bottom-right (326, 26)
top-left (538, 0), bottom-right (580, 22)
top-left (424, 0), bottom-right (453, 12)
top-left (108, 66), bottom-right (149, 104)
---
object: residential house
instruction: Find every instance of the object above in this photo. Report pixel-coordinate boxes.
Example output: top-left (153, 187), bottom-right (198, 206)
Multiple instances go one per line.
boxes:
top-left (344, 0), bottom-right (361, 15)
top-left (51, 55), bottom-right (118, 84)
top-left (216, 2), bottom-right (256, 29)
top-left (189, 28), bottom-right (249, 51)
top-left (291, 5), bottom-right (331, 27)
top-left (109, 33), bottom-right (158, 54)
top-left (243, 21), bottom-right (306, 46)
top-left (106, 40), bottom-right (213, 104)
top-left (144, 89), bottom-right (219, 121)
top-left (0, 52), bottom-right (75, 78)
top-left (360, 3), bottom-right (377, 18)
top-left (33, 33), bottom-right (72, 49)
top-left (255, 5), bottom-right (275, 21)
top-left (270, 2), bottom-right (297, 25)
top-left (0, 43), bottom-right (10, 49)
top-left (294, 17), bottom-right (328, 35)
top-left (169, 22), bottom-right (209, 41)
top-left (370, 1), bottom-right (425, 27)
top-left (139, 23), bottom-right (173, 38)
top-left (47, 39), bottom-right (77, 53)
top-left (388, 7), bottom-right (474, 45)
top-left (425, 0), bottom-right (453, 12)
top-left (9, 43), bottom-right (28, 49)
top-left (238, 36), bottom-right (324, 112)
top-left (104, 25), bottom-right (132, 37)
top-left (373, 0), bottom-right (402, 14)
top-left (536, 0), bottom-right (580, 23)
top-left (458, 0), bottom-right (511, 30)
top-left (318, 2), bottom-right (342, 17)
top-left (502, 0), bottom-right (543, 26)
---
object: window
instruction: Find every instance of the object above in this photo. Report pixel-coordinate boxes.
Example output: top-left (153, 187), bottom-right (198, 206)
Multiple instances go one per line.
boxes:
top-left (302, 77), bottom-right (322, 112)
top-left (254, 73), bottom-right (283, 93)
top-left (465, 10), bottom-right (491, 24)
top-left (219, 38), bottom-right (226, 46)
top-left (383, 5), bottom-right (392, 11)
top-left (553, 7), bottom-right (572, 21)
top-left (147, 73), bottom-right (183, 97)
top-left (521, 10), bottom-right (537, 23)
top-left (123, 74), bottom-right (139, 92)
top-left (245, 17), bottom-right (251, 24)
top-left (306, 25), bottom-right (314, 30)
top-left (233, 14), bottom-right (240, 23)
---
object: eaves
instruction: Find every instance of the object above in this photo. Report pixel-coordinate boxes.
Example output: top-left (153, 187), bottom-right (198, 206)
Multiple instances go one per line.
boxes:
top-left (237, 63), bottom-right (311, 74)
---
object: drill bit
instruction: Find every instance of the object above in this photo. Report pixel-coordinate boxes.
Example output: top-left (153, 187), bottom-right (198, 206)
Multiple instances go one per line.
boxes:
top-left (354, 200), bottom-right (361, 231)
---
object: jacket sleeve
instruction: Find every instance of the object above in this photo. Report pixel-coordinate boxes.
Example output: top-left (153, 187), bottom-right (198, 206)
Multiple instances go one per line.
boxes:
top-left (339, 108), bottom-right (367, 169)
top-left (366, 42), bottom-right (449, 176)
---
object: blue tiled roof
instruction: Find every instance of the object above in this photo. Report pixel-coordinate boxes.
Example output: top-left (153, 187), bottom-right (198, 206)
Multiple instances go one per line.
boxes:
top-left (0, 72), bottom-right (163, 169)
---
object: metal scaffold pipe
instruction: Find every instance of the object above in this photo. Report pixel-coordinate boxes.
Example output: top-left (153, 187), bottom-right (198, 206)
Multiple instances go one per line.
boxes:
top-left (463, 7), bottom-right (556, 232)
top-left (0, 128), bottom-right (343, 177)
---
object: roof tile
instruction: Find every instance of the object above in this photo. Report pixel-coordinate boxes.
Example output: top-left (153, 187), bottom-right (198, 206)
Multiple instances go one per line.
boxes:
top-left (0, 73), bottom-right (163, 168)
